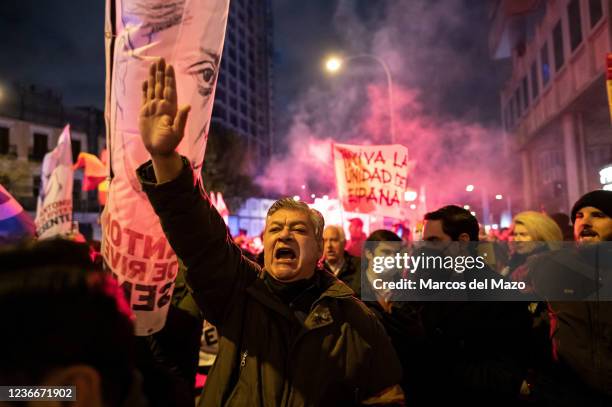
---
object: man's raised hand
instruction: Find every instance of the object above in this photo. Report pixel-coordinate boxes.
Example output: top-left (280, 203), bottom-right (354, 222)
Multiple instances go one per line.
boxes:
top-left (139, 58), bottom-right (191, 158)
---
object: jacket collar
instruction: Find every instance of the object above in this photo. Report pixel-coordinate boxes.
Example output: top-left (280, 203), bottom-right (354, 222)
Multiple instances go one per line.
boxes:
top-left (245, 268), bottom-right (354, 326)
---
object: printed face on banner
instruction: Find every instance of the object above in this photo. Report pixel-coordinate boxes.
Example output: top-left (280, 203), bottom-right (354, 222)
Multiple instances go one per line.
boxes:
top-left (104, 0), bottom-right (229, 335)
top-left (333, 143), bottom-right (410, 219)
top-left (111, 0), bottom-right (225, 190)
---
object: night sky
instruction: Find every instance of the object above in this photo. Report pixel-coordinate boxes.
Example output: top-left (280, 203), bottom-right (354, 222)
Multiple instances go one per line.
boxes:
top-left (0, 0), bottom-right (509, 139)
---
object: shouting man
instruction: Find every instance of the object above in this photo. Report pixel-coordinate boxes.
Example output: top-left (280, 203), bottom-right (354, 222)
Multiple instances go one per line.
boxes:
top-left (136, 58), bottom-right (403, 406)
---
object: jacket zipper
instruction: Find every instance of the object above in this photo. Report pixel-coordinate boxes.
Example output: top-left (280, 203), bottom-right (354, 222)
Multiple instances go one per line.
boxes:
top-left (240, 350), bottom-right (248, 368)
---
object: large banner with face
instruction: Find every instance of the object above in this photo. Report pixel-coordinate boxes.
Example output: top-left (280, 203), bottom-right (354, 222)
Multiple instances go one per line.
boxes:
top-left (35, 125), bottom-right (74, 239)
top-left (103, 0), bottom-right (229, 335)
top-left (333, 143), bottom-right (409, 219)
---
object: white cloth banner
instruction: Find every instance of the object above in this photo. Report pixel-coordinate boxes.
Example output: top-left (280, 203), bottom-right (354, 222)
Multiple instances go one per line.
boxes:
top-left (332, 143), bottom-right (409, 219)
top-left (103, 0), bottom-right (229, 335)
top-left (35, 125), bottom-right (74, 239)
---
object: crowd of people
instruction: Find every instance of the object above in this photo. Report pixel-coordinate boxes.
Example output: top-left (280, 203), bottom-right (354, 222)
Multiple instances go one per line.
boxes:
top-left (1, 58), bottom-right (611, 406)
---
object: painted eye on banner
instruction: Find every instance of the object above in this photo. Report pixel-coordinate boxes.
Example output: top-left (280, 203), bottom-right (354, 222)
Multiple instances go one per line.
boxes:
top-left (187, 59), bottom-right (217, 98)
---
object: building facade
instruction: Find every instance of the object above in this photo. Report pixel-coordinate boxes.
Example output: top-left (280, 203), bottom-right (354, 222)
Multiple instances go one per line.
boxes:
top-left (212, 0), bottom-right (274, 172)
top-left (490, 0), bottom-right (612, 213)
top-left (0, 82), bottom-right (105, 237)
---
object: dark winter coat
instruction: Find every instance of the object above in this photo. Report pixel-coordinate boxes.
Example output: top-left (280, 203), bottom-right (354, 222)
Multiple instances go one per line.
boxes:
top-left (323, 252), bottom-right (361, 296)
top-left (530, 245), bottom-right (612, 398)
top-left (138, 159), bottom-right (402, 406)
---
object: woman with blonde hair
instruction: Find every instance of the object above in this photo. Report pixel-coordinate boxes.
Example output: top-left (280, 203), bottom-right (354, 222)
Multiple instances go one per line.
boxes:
top-left (500, 211), bottom-right (562, 278)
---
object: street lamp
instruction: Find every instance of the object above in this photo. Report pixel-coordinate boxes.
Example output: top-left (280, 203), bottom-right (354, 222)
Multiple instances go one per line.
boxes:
top-left (324, 54), bottom-right (396, 144)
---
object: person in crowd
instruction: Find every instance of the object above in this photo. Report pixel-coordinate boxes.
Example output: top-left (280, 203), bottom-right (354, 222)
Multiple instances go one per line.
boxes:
top-left (345, 217), bottom-right (367, 257)
top-left (528, 190), bottom-right (612, 405)
top-left (418, 205), bottom-right (533, 405)
top-left (503, 211), bottom-right (563, 279)
top-left (549, 212), bottom-right (574, 241)
top-left (0, 239), bottom-right (146, 407)
top-left (322, 225), bottom-right (361, 294)
top-left (502, 211), bottom-right (563, 384)
top-left (136, 58), bottom-right (404, 406)
top-left (361, 229), bottom-right (426, 402)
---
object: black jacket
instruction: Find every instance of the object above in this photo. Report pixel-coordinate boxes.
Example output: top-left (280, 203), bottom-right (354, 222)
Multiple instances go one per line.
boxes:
top-left (138, 159), bottom-right (403, 406)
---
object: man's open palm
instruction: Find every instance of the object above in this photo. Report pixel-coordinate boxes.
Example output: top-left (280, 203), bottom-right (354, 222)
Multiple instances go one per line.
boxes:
top-left (139, 58), bottom-right (191, 157)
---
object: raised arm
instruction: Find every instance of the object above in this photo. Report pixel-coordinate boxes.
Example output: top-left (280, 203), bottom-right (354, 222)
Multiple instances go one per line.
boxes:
top-left (138, 58), bottom-right (258, 326)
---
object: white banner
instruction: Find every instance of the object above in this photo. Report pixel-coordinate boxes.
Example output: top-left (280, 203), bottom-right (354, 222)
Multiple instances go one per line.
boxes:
top-left (103, 0), bottom-right (229, 335)
top-left (333, 143), bottom-right (409, 219)
top-left (35, 125), bottom-right (74, 239)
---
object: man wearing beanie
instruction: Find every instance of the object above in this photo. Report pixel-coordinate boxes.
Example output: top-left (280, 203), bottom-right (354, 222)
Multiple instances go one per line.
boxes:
top-left (571, 190), bottom-right (612, 243)
top-left (530, 190), bottom-right (612, 405)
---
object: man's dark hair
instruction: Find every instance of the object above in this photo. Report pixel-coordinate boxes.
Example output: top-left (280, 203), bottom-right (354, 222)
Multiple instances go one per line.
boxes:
top-left (366, 229), bottom-right (402, 243)
top-left (424, 205), bottom-right (479, 241)
top-left (0, 239), bottom-right (135, 406)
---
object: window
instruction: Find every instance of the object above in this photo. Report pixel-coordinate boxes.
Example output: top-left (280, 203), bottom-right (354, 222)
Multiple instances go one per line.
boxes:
top-left (230, 114), bottom-right (238, 126)
top-left (215, 87), bottom-right (226, 102)
top-left (522, 77), bottom-right (529, 111)
top-left (0, 127), bottom-right (8, 155)
top-left (32, 133), bottom-right (48, 161)
top-left (553, 21), bottom-right (565, 71)
top-left (212, 105), bottom-right (226, 120)
top-left (240, 103), bottom-right (247, 115)
top-left (228, 46), bottom-right (237, 61)
top-left (568, 0), bottom-right (582, 51)
top-left (541, 43), bottom-right (551, 86)
top-left (71, 139), bottom-right (81, 163)
top-left (589, 0), bottom-right (603, 27)
top-left (530, 62), bottom-right (539, 100)
top-left (32, 176), bottom-right (41, 197)
top-left (503, 105), bottom-right (510, 131)
top-left (514, 88), bottom-right (522, 117)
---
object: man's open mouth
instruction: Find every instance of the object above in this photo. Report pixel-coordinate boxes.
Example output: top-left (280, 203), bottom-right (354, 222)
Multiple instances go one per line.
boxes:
top-left (580, 229), bottom-right (598, 238)
top-left (275, 247), bottom-right (297, 260)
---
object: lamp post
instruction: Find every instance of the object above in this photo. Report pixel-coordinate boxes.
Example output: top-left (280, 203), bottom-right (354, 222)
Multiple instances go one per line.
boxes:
top-left (325, 54), bottom-right (396, 144)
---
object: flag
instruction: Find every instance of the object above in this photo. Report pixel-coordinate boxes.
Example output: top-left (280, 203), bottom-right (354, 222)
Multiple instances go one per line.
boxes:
top-left (35, 125), bottom-right (74, 239)
top-left (73, 152), bottom-right (107, 191)
top-left (0, 184), bottom-right (35, 242)
top-left (103, 0), bottom-right (229, 335)
top-left (332, 143), bottom-right (409, 219)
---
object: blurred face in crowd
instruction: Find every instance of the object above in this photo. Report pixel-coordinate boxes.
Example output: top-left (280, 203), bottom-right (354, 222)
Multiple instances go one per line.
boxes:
top-left (348, 221), bottom-right (363, 239)
top-left (422, 219), bottom-right (471, 257)
top-left (323, 227), bottom-right (345, 266)
top-left (574, 206), bottom-right (612, 243)
top-left (365, 241), bottom-right (398, 276)
top-left (264, 209), bottom-right (322, 282)
top-left (422, 219), bottom-right (452, 242)
top-left (510, 223), bottom-right (537, 254)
